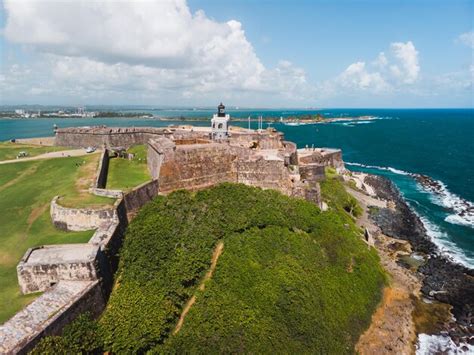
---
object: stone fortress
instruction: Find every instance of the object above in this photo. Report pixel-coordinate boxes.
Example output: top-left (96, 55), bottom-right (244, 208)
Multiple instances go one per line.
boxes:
top-left (1, 104), bottom-right (344, 353)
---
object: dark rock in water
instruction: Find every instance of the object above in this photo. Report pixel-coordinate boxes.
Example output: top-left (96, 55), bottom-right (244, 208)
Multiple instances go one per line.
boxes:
top-left (364, 175), bottom-right (434, 254)
top-left (364, 174), bottom-right (474, 332)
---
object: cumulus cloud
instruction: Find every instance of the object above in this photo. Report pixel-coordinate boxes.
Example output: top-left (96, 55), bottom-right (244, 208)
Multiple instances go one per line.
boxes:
top-left (390, 41), bottom-right (420, 84)
top-left (457, 31), bottom-right (474, 49)
top-left (1, 0), bottom-right (312, 105)
top-left (320, 41), bottom-right (421, 99)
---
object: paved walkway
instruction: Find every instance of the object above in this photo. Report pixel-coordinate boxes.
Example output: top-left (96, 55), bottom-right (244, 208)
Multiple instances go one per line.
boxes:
top-left (0, 149), bottom-right (97, 165)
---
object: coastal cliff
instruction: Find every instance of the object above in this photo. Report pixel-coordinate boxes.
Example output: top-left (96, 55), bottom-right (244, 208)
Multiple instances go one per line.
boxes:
top-left (347, 172), bottom-right (474, 353)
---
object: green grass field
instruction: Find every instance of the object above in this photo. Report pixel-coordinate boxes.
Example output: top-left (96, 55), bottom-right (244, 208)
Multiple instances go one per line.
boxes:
top-left (0, 142), bottom-right (67, 161)
top-left (0, 155), bottom-right (113, 323)
top-left (106, 145), bottom-right (150, 191)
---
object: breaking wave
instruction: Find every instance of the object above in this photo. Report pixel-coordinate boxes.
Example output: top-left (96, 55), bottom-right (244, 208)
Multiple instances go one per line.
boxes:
top-left (417, 215), bottom-right (474, 268)
top-left (416, 334), bottom-right (474, 354)
top-left (347, 162), bottom-right (474, 229)
top-left (346, 161), bottom-right (474, 269)
top-left (414, 178), bottom-right (474, 230)
top-left (345, 162), bottom-right (410, 176)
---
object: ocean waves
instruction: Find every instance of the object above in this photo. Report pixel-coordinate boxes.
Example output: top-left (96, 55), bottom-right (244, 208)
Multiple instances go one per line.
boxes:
top-left (345, 162), bottom-right (410, 175)
top-left (346, 161), bottom-right (474, 269)
top-left (416, 334), bottom-right (474, 354)
top-left (413, 175), bottom-right (474, 229)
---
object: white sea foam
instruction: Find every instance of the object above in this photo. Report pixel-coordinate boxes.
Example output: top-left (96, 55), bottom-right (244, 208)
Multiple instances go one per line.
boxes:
top-left (416, 334), bottom-right (474, 354)
top-left (346, 161), bottom-right (474, 269)
top-left (345, 162), bottom-right (410, 175)
top-left (416, 215), bottom-right (474, 269)
top-left (416, 178), bottom-right (474, 229)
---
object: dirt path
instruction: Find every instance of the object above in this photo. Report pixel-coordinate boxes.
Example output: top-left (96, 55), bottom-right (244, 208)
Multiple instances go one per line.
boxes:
top-left (0, 149), bottom-right (95, 165)
top-left (346, 184), bottom-right (421, 354)
top-left (173, 241), bottom-right (224, 335)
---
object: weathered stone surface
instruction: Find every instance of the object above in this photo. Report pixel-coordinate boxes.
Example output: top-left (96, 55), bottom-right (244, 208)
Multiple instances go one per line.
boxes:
top-left (17, 244), bottom-right (101, 294)
top-left (0, 281), bottom-right (104, 354)
top-left (298, 148), bottom-right (345, 172)
top-left (5, 125), bottom-right (346, 353)
top-left (94, 149), bottom-right (109, 189)
top-left (50, 196), bottom-right (116, 231)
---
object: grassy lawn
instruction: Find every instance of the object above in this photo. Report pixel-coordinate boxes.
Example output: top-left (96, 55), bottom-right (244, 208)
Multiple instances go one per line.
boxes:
top-left (0, 155), bottom-right (114, 323)
top-left (0, 142), bottom-right (68, 161)
top-left (106, 145), bottom-right (150, 191)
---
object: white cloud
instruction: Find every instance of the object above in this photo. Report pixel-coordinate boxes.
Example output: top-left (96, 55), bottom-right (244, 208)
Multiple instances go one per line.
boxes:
top-left (372, 52), bottom-right (388, 68)
top-left (319, 41), bottom-right (421, 100)
top-left (1, 0), bottom-right (312, 105)
top-left (390, 41), bottom-right (420, 84)
top-left (335, 62), bottom-right (389, 92)
top-left (458, 31), bottom-right (474, 49)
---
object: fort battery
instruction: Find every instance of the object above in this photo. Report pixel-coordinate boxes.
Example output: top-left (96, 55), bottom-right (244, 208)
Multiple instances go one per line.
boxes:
top-left (1, 104), bottom-right (344, 353)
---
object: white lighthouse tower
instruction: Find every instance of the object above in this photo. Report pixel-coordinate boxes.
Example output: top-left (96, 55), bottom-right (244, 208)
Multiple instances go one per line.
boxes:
top-left (211, 102), bottom-right (230, 140)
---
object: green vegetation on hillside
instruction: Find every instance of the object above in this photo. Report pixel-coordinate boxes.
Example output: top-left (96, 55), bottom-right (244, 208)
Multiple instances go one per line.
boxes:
top-left (106, 145), bottom-right (150, 191)
top-left (35, 175), bottom-right (385, 353)
top-left (0, 142), bottom-right (67, 161)
top-left (0, 155), bottom-right (111, 323)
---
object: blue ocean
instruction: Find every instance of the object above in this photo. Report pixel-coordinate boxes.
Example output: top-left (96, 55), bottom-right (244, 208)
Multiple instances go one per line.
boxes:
top-left (0, 108), bottom-right (473, 267)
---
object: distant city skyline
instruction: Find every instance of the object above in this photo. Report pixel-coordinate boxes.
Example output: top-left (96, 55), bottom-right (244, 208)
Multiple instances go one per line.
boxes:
top-left (1, 0), bottom-right (473, 108)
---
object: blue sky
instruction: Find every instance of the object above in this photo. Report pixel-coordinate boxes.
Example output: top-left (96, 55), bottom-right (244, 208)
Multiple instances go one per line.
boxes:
top-left (1, 0), bottom-right (473, 107)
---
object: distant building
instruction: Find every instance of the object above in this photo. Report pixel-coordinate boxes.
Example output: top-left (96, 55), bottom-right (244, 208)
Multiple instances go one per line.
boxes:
top-left (211, 102), bottom-right (230, 140)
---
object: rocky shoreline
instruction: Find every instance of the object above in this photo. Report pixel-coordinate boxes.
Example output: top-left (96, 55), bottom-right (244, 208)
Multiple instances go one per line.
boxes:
top-left (364, 174), bottom-right (474, 348)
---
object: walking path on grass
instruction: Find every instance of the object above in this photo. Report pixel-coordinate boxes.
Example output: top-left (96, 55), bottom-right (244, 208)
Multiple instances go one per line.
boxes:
top-left (0, 149), bottom-right (96, 165)
top-left (173, 241), bottom-right (224, 335)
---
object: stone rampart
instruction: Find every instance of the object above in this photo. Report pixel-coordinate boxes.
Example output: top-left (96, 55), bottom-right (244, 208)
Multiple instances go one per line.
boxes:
top-left (299, 164), bottom-right (326, 182)
top-left (0, 281), bottom-right (105, 355)
top-left (123, 179), bottom-right (159, 214)
top-left (50, 196), bottom-right (116, 231)
top-left (298, 148), bottom-right (345, 172)
top-left (236, 158), bottom-right (293, 193)
top-left (158, 143), bottom-right (238, 193)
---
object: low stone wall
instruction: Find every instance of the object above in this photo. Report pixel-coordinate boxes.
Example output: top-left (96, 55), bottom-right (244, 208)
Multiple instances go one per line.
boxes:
top-left (0, 281), bottom-right (105, 355)
top-left (17, 244), bottom-right (102, 294)
top-left (50, 196), bottom-right (116, 231)
top-left (89, 187), bottom-right (123, 199)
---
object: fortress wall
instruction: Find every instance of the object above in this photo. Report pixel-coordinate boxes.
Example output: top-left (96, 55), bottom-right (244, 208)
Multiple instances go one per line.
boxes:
top-left (54, 127), bottom-right (209, 149)
top-left (236, 158), bottom-right (293, 194)
top-left (283, 141), bottom-right (299, 165)
top-left (147, 137), bottom-right (177, 180)
top-left (229, 131), bottom-right (283, 149)
top-left (158, 144), bottom-right (238, 193)
top-left (55, 132), bottom-right (107, 148)
top-left (299, 164), bottom-right (326, 182)
top-left (123, 179), bottom-right (159, 215)
top-left (298, 149), bottom-right (345, 172)
top-left (0, 281), bottom-right (105, 355)
top-left (50, 196), bottom-right (116, 232)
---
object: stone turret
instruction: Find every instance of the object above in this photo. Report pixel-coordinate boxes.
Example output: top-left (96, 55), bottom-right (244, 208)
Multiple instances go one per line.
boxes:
top-left (211, 102), bottom-right (230, 140)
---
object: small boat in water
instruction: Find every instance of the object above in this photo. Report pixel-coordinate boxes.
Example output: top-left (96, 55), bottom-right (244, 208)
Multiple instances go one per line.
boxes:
top-left (283, 120), bottom-right (304, 126)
